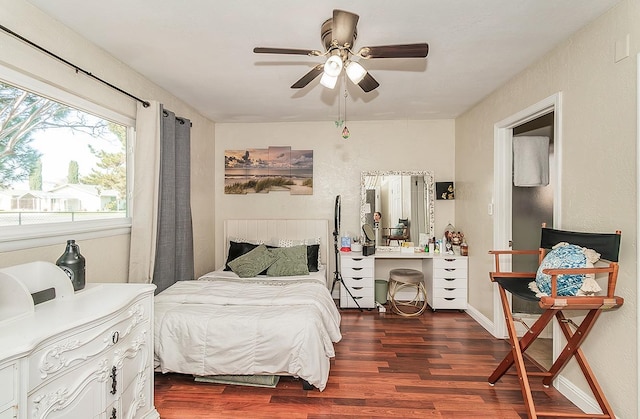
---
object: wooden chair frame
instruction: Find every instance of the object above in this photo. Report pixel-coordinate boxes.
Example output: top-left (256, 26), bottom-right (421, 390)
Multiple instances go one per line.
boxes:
top-left (488, 227), bottom-right (623, 419)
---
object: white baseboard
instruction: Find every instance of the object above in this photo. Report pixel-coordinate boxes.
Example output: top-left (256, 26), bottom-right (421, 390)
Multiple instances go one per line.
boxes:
top-left (556, 376), bottom-right (609, 417)
top-left (465, 303), bottom-right (497, 337)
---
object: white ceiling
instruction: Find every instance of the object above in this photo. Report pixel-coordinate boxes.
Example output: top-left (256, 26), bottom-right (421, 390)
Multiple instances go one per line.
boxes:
top-left (25, 0), bottom-right (620, 123)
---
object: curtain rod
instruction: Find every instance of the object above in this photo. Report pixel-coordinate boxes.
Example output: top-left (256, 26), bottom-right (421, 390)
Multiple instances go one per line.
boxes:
top-left (0, 24), bottom-right (150, 108)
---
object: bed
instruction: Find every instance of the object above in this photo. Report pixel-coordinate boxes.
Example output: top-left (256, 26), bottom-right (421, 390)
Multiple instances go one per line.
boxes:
top-left (153, 219), bottom-right (341, 391)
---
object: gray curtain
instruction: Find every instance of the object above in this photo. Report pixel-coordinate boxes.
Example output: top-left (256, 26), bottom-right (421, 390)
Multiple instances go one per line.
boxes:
top-left (152, 107), bottom-right (194, 294)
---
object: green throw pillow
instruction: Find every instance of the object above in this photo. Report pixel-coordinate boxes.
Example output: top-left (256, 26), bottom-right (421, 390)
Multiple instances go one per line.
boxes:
top-left (228, 244), bottom-right (277, 278)
top-left (267, 245), bottom-right (310, 277)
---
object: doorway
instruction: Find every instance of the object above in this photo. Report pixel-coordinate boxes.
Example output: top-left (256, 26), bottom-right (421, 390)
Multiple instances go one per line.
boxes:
top-left (511, 113), bottom-right (555, 369)
top-left (511, 113), bottom-right (555, 315)
top-left (492, 93), bottom-right (563, 361)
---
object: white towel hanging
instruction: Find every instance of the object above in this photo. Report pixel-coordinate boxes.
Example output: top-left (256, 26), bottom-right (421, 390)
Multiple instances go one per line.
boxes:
top-left (513, 136), bottom-right (549, 187)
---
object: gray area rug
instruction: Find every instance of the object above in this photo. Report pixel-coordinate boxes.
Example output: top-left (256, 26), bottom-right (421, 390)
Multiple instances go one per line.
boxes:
top-left (194, 374), bottom-right (280, 388)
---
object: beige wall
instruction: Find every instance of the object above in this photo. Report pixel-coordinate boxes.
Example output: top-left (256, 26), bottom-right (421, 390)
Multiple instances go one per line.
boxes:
top-left (456, 0), bottom-right (638, 416)
top-left (0, 0), bottom-right (216, 281)
top-left (214, 120), bottom-right (456, 273)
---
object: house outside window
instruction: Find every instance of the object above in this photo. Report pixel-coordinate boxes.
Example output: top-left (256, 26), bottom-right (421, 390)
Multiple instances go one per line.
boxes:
top-left (0, 65), bottom-right (135, 251)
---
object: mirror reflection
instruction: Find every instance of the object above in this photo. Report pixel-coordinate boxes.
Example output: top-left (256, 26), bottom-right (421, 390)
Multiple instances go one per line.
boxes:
top-left (360, 171), bottom-right (435, 247)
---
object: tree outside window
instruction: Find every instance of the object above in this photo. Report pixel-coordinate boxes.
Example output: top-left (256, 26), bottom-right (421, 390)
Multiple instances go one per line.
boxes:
top-left (0, 80), bottom-right (129, 226)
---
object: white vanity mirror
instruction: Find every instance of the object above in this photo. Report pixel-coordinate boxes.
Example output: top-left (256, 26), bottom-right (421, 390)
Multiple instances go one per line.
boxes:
top-left (360, 170), bottom-right (435, 247)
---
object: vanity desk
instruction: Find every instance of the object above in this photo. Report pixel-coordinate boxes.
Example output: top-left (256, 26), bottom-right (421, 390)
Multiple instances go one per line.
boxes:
top-left (339, 249), bottom-right (468, 311)
top-left (356, 169), bottom-right (466, 311)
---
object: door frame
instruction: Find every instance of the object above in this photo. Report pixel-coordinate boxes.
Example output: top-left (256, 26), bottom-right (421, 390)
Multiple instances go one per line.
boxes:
top-left (636, 52), bottom-right (640, 419)
top-left (492, 92), bottom-right (563, 339)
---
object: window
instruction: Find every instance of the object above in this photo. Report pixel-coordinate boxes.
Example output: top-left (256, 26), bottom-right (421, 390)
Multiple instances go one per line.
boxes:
top-left (0, 65), bottom-right (134, 251)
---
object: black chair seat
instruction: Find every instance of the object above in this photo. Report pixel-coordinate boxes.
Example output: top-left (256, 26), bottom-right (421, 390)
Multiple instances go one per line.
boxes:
top-left (493, 276), bottom-right (540, 302)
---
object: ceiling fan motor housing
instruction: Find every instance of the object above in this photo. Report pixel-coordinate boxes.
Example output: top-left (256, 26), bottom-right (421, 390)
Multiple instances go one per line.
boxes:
top-left (321, 17), bottom-right (357, 52)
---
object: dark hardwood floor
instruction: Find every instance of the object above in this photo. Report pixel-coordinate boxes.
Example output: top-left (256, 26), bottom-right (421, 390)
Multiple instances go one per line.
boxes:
top-left (154, 306), bottom-right (585, 418)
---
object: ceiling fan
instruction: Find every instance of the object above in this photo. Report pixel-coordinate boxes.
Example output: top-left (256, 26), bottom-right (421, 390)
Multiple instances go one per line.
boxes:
top-left (253, 9), bottom-right (429, 93)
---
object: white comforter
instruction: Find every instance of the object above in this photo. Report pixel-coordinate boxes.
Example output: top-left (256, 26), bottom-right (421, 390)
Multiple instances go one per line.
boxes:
top-left (154, 272), bottom-right (341, 391)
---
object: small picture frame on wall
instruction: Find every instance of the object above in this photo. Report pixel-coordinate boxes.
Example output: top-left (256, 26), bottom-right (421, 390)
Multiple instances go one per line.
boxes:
top-left (436, 182), bottom-right (455, 200)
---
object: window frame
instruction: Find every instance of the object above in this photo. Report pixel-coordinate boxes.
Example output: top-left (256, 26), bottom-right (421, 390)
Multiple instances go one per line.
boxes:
top-left (0, 64), bottom-right (135, 252)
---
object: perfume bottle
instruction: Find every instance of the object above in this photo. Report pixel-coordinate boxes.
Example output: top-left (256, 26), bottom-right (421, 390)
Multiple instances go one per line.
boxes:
top-left (460, 240), bottom-right (469, 256)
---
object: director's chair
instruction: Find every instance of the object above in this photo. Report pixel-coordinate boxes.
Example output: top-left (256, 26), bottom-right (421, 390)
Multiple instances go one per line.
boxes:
top-left (488, 226), bottom-right (623, 419)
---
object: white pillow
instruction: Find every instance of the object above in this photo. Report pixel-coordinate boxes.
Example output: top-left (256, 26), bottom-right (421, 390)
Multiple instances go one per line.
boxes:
top-left (228, 236), bottom-right (266, 245)
top-left (274, 237), bottom-right (321, 247)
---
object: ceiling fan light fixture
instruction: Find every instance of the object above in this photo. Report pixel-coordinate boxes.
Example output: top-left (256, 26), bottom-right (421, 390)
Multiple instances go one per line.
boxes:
top-left (323, 55), bottom-right (343, 77)
top-left (320, 72), bottom-right (338, 89)
top-left (345, 61), bottom-right (366, 84)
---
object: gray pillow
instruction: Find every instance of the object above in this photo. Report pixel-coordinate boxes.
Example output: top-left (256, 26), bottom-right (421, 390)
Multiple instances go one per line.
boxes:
top-left (267, 245), bottom-right (310, 277)
top-left (228, 244), bottom-right (277, 278)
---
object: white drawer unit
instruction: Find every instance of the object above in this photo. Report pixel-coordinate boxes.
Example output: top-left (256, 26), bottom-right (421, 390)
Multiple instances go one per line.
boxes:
top-left (0, 361), bottom-right (18, 419)
top-left (340, 252), bottom-right (375, 309)
top-left (426, 256), bottom-right (468, 311)
top-left (0, 261), bottom-right (159, 419)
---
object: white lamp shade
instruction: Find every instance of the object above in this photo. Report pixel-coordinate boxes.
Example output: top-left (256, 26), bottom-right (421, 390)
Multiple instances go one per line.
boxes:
top-left (346, 61), bottom-right (367, 84)
top-left (320, 72), bottom-right (338, 89)
top-left (323, 55), bottom-right (343, 77)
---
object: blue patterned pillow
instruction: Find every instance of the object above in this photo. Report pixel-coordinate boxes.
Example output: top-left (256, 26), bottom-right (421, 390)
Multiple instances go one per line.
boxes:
top-left (535, 244), bottom-right (589, 296)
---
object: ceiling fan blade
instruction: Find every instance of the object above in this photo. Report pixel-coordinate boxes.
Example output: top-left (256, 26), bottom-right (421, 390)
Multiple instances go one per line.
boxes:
top-left (254, 47), bottom-right (321, 56)
top-left (358, 72), bottom-right (380, 93)
top-left (332, 9), bottom-right (359, 47)
top-left (358, 43), bottom-right (429, 59)
top-left (291, 64), bottom-right (324, 89)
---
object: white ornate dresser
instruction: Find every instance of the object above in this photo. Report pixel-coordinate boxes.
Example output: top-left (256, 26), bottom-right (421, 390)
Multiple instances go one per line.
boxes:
top-left (0, 261), bottom-right (159, 419)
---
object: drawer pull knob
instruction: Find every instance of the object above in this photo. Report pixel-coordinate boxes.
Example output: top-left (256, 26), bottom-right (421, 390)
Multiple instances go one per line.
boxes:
top-left (110, 366), bottom-right (117, 395)
top-left (445, 268), bottom-right (456, 272)
top-left (353, 258), bottom-right (363, 261)
top-left (112, 331), bottom-right (120, 344)
top-left (445, 297), bottom-right (456, 301)
top-left (445, 288), bottom-right (455, 291)
top-left (445, 258), bottom-right (456, 262)
top-left (352, 267), bottom-right (363, 271)
top-left (353, 287), bottom-right (363, 290)
top-left (444, 278), bottom-right (456, 281)
top-left (352, 277), bottom-right (363, 280)
top-left (354, 296), bottom-right (362, 300)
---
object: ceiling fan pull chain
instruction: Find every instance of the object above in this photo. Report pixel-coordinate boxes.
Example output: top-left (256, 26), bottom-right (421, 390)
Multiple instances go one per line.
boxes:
top-left (342, 87), bottom-right (350, 139)
top-left (335, 94), bottom-right (343, 128)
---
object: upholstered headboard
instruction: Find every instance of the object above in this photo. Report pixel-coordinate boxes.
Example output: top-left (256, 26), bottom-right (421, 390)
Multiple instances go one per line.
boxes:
top-left (224, 219), bottom-right (330, 279)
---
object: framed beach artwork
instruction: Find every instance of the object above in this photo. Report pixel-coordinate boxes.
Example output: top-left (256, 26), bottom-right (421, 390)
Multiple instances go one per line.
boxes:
top-left (224, 146), bottom-right (313, 195)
